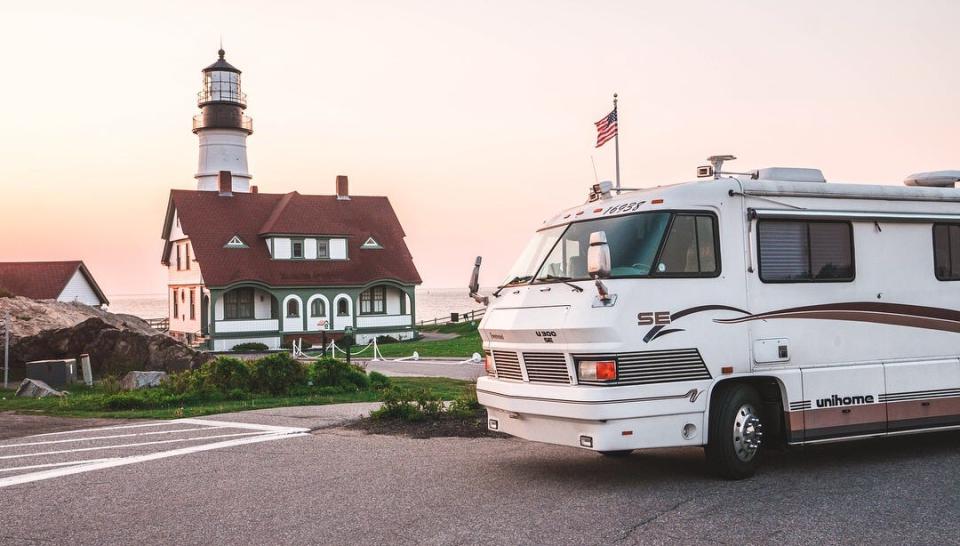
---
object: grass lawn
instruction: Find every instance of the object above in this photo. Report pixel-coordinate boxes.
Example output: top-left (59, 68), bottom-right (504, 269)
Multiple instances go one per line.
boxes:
top-left (0, 377), bottom-right (472, 420)
top-left (315, 321), bottom-right (483, 359)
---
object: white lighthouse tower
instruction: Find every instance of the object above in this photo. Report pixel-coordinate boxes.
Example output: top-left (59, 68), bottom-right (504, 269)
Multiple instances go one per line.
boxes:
top-left (193, 49), bottom-right (253, 192)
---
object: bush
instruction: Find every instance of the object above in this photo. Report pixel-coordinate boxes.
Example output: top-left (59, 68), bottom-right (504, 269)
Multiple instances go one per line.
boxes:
top-left (202, 357), bottom-right (251, 392)
top-left (165, 369), bottom-right (207, 395)
top-left (372, 387), bottom-right (424, 421)
top-left (230, 342), bottom-right (269, 352)
top-left (375, 335), bottom-right (400, 345)
top-left (250, 353), bottom-right (305, 394)
top-left (448, 388), bottom-right (480, 418)
top-left (308, 358), bottom-right (370, 391)
top-left (368, 371), bottom-right (391, 390)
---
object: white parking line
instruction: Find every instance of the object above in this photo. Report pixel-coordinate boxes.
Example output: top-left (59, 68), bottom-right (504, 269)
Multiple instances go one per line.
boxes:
top-left (0, 431), bottom-right (267, 461)
top-left (26, 421), bottom-right (182, 437)
top-left (1, 427), bottom-right (227, 448)
top-left (0, 430), bottom-right (309, 488)
top-left (0, 458), bottom-right (118, 473)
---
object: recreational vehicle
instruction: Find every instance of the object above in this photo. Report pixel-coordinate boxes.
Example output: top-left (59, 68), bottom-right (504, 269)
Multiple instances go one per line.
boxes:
top-left (469, 157), bottom-right (960, 478)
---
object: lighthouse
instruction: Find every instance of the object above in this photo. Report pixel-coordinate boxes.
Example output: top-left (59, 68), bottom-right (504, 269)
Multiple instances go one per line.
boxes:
top-left (193, 49), bottom-right (253, 193)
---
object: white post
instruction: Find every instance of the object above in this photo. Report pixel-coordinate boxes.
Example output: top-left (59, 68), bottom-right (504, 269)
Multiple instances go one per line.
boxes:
top-left (3, 312), bottom-right (9, 389)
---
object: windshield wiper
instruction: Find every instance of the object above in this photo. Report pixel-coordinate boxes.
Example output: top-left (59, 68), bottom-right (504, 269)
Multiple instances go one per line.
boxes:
top-left (492, 275), bottom-right (532, 297)
top-left (539, 275), bottom-right (585, 293)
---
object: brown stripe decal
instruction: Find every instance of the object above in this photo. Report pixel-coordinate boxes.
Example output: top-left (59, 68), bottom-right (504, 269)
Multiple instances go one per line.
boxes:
top-left (789, 394), bottom-right (960, 443)
top-left (715, 302), bottom-right (960, 334)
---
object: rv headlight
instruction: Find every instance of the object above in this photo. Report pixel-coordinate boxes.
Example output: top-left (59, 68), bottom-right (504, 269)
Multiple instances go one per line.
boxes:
top-left (578, 360), bottom-right (617, 381)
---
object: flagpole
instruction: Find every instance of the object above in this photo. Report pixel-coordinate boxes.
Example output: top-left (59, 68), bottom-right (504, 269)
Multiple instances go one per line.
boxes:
top-left (613, 93), bottom-right (621, 194)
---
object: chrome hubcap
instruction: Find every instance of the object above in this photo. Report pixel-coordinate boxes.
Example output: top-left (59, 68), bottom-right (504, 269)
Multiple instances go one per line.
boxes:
top-left (732, 403), bottom-right (763, 462)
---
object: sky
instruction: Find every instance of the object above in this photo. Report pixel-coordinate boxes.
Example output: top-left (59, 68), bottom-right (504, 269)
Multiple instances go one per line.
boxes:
top-left (1, 0), bottom-right (958, 295)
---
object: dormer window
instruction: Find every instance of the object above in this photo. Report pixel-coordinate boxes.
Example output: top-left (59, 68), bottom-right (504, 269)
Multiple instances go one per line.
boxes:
top-left (361, 237), bottom-right (382, 249)
top-left (292, 239), bottom-right (304, 259)
top-left (317, 239), bottom-right (329, 259)
top-left (225, 235), bottom-right (247, 248)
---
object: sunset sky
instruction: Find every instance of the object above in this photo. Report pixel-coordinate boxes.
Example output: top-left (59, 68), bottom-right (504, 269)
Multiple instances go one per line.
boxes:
top-left (1, 1), bottom-right (958, 295)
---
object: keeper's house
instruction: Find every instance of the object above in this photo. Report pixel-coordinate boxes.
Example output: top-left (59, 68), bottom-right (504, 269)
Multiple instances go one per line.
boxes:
top-left (160, 49), bottom-right (421, 351)
top-left (0, 261), bottom-right (109, 308)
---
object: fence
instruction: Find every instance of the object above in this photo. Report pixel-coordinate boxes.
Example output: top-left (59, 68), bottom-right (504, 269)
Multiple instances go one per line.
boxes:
top-left (146, 318), bottom-right (169, 332)
top-left (416, 308), bottom-right (486, 327)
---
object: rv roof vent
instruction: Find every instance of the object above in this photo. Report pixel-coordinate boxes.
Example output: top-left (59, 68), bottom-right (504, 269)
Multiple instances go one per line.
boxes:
top-left (903, 170), bottom-right (960, 188)
top-left (753, 167), bottom-right (826, 183)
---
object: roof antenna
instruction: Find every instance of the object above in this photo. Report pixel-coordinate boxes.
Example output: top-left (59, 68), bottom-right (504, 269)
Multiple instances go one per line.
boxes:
top-left (590, 155), bottom-right (600, 184)
top-left (218, 35), bottom-right (224, 58)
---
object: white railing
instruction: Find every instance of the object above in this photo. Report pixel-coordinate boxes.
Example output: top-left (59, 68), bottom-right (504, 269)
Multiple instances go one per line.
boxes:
top-left (215, 318), bottom-right (279, 333)
top-left (356, 314), bottom-right (412, 328)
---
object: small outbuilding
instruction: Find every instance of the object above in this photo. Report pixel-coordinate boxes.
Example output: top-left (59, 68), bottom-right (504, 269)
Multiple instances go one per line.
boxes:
top-left (0, 261), bottom-right (109, 308)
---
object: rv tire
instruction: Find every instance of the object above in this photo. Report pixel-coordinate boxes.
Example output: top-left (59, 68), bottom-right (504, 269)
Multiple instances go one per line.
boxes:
top-left (705, 383), bottom-right (763, 480)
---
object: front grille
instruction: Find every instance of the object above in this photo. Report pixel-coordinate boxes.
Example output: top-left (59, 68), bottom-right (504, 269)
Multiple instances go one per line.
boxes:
top-left (522, 353), bottom-right (571, 384)
top-left (492, 351), bottom-right (523, 381)
top-left (576, 348), bottom-right (712, 386)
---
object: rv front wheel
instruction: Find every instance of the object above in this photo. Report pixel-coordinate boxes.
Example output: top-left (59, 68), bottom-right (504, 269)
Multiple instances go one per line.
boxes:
top-left (705, 383), bottom-right (764, 480)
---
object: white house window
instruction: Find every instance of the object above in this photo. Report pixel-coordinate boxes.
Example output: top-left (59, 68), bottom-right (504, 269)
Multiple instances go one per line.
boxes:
top-left (185, 244), bottom-right (191, 270)
top-left (176, 245), bottom-right (182, 270)
top-left (292, 239), bottom-right (304, 259)
top-left (172, 289), bottom-right (179, 317)
top-left (189, 289), bottom-right (196, 320)
top-left (337, 299), bottom-right (349, 316)
top-left (310, 299), bottom-right (326, 316)
top-left (224, 288), bottom-right (255, 320)
top-left (317, 240), bottom-right (329, 259)
top-left (286, 299), bottom-right (301, 318)
top-left (360, 287), bottom-right (386, 315)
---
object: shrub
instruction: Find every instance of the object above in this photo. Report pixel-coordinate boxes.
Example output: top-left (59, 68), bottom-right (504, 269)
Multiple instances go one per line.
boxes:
top-left (250, 352), bottom-right (305, 394)
top-left (448, 387), bottom-right (481, 418)
top-left (308, 358), bottom-right (370, 391)
top-left (372, 387), bottom-right (424, 421)
top-left (202, 357), bottom-right (251, 392)
top-left (101, 393), bottom-right (144, 411)
top-left (368, 371), bottom-right (391, 390)
top-left (98, 375), bottom-right (123, 394)
top-left (375, 335), bottom-right (400, 345)
top-left (230, 342), bottom-right (269, 352)
top-left (165, 369), bottom-right (207, 395)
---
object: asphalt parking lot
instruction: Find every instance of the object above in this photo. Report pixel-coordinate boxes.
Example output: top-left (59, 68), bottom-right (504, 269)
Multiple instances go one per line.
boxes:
top-left (1, 411), bottom-right (959, 545)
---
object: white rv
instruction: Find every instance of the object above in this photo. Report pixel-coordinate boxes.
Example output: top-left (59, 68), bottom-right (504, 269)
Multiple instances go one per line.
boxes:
top-left (470, 157), bottom-right (960, 479)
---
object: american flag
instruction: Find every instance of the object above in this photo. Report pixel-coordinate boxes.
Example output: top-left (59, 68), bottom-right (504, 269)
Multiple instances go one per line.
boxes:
top-left (595, 109), bottom-right (618, 148)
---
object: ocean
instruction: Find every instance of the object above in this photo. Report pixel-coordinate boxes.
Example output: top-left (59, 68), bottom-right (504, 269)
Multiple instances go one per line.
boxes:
top-left (107, 287), bottom-right (485, 323)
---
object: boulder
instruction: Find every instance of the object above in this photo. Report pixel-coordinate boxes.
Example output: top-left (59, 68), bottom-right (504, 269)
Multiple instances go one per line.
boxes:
top-left (0, 296), bottom-right (211, 377)
top-left (120, 371), bottom-right (168, 391)
top-left (15, 378), bottom-right (64, 398)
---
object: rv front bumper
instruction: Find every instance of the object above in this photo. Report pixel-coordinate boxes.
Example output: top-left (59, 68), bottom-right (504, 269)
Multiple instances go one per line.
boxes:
top-left (476, 376), bottom-right (709, 451)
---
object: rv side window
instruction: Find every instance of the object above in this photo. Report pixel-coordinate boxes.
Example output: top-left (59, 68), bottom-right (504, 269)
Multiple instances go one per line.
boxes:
top-left (653, 214), bottom-right (719, 276)
top-left (933, 224), bottom-right (960, 281)
top-left (757, 220), bottom-right (854, 282)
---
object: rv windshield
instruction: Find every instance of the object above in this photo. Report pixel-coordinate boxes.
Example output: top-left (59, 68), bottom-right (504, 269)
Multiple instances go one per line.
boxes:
top-left (501, 212), bottom-right (673, 286)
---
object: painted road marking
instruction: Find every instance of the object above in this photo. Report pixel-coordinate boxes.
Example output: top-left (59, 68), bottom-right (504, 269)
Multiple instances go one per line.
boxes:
top-left (26, 421), bottom-right (183, 437)
top-left (0, 431), bottom-right (267, 460)
top-left (0, 458), bottom-right (118, 473)
top-left (0, 418), bottom-right (309, 489)
top-left (0, 427), bottom-right (228, 448)
top-left (0, 430), bottom-right (309, 488)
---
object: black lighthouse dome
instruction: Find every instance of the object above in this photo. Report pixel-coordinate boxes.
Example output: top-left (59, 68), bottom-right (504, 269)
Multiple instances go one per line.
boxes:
top-left (193, 48), bottom-right (253, 134)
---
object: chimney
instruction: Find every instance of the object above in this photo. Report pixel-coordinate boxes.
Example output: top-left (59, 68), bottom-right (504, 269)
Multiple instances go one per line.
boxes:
top-left (218, 171), bottom-right (233, 196)
top-left (336, 175), bottom-right (350, 200)
top-left (250, 185), bottom-right (259, 194)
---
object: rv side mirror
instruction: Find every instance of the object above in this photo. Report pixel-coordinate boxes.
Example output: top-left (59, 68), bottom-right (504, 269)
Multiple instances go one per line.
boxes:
top-left (469, 256), bottom-right (489, 305)
top-left (469, 256), bottom-right (482, 295)
top-left (587, 231), bottom-right (611, 279)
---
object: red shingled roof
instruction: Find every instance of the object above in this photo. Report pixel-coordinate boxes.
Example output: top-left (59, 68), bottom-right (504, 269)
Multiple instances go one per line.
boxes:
top-left (0, 261), bottom-right (109, 304)
top-left (162, 189), bottom-right (422, 287)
